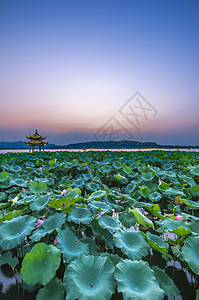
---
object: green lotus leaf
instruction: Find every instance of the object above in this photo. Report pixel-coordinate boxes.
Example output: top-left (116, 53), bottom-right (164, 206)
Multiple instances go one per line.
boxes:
top-left (85, 182), bottom-right (100, 192)
top-left (88, 201), bottom-right (111, 213)
top-left (190, 166), bottom-right (199, 176)
top-left (115, 259), bottom-right (164, 300)
top-left (139, 186), bottom-right (150, 198)
top-left (48, 197), bottom-right (76, 212)
top-left (145, 204), bottom-right (165, 220)
top-left (90, 190), bottom-right (106, 199)
top-left (181, 175), bottom-right (196, 186)
top-left (57, 227), bottom-right (89, 263)
top-left (31, 212), bottom-right (66, 242)
top-left (36, 277), bottom-right (65, 300)
top-left (149, 191), bottom-right (162, 203)
top-left (0, 252), bottom-right (18, 269)
top-left (144, 231), bottom-right (168, 254)
top-left (29, 182), bottom-right (47, 194)
top-left (0, 215), bottom-right (36, 250)
top-left (141, 171), bottom-right (154, 181)
top-left (113, 161), bottom-right (123, 169)
top-left (0, 210), bottom-right (22, 222)
top-left (18, 195), bottom-right (36, 204)
top-left (190, 185), bottom-right (199, 197)
top-left (114, 173), bottom-right (127, 181)
top-left (67, 206), bottom-right (92, 224)
top-left (132, 208), bottom-right (154, 229)
top-left (151, 266), bottom-right (180, 296)
top-left (99, 214), bottom-right (121, 232)
top-left (182, 236), bottom-right (199, 274)
top-left (30, 195), bottom-right (50, 211)
top-left (189, 222), bottom-right (199, 234)
top-left (21, 243), bottom-right (61, 285)
top-left (0, 192), bottom-right (7, 201)
top-left (118, 208), bottom-right (136, 228)
top-left (0, 171), bottom-right (9, 182)
top-left (80, 237), bottom-right (100, 254)
top-left (63, 255), bottom-right (115, 300)
top-left (11, 177), bottom-right (27, 187)
top-left (182, 199), bottom-right (199, 209)
top-left (158, 219), bottom-right (191, 236)
top-left (113, 230), bottom-right (150, 260)
top-left (73, 178), bottom-right (85, 188)
top-left (100, 165), bottom-right (112, 173)
top-left (90, 219), bottom-right (114, 250)
top-left (123, 165), bottom-right (132, 174)
top-left (101, 253), bottom-right (121, 266)
top-left (124, 183), bottom-right (136, 194)
top-left (159, 180), bottom-right (170, 191)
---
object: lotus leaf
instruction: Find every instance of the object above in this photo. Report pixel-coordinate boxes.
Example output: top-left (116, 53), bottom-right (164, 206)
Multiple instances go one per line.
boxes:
top-left (113, 230), bottom-right (150, 260)
top-left (0, 215), bottom-right (36, 250)
top-left (152, 266), bottom-right (180, 296)
top-left (182, 236), bottom-right (199, 274)
top-left (88, 201), bottom-right (111, 213)
top-left (113, 161), bottom-right (123, 169)
top-left (159, 219), bottom-right (191, 236)
top-left (0, 252), bottom-right (18, 268)
top-left (144, 232), bottom-right (168, 254)
top-left (149, 191), bottom-right (162, 202)
top-left (0, 171), bottom-right (9, 182)
top-left (57, 227), bottom-right (89, 262)
top-left (190, 166), bottom-right (199, 176)
top-left (29, 182), bottom-right (47, 194)
top-left (141, 171), bottom-right (154, 181)
top-left (132, 208), bottom-right (154, 228)
top-left (73, 178), bottom-right (85, 188)
top-left (67, 206), bottom-right (92, 224)
top-left (114, 174), bottom-right (127, 181)
top-left (21, 243), bottom-right (61, 285)
top-left (140, 186), bottom-right (150, 198)
top-left (63, 255), bottom-right (115, 300)
top-left (0, 210), bottom-right (22, 222)
top-left (190, 185), bottom-right (199, 197)
top-left (85, 182), bottom-right (100, 192)
top-left (99, 214), bottom-right (121, 232)
top-left (90, 190), bottom-right (106, 199)
top-left (30, 195), bottom-right (50, 211)
top-left (48, 197), bottom-right (76, 212)
top-left (101, 252), bottom-right (121, 265)
top-left (123, 165), bottom-right (132, 174)
top-left (36, 277), bottom-right (65, 300)
top-left (31, 212), bottom-right (66, 242)
top-left (124, 183), bottom-right (136, 194)
top-left (0, 192), bottom-right (7, 201)
top-left (118, 208), bottom-right (136, 228)
top-left (115, 259), bottom-right (164, 300)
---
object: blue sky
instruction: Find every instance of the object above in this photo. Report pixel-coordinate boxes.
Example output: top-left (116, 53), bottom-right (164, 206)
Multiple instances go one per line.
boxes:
top-left (0, 0), bottom-right (199, 145)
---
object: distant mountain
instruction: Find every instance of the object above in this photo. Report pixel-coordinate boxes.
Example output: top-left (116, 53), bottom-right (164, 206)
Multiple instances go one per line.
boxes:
top-left (0, 140), bottom-right (198, 150)
top-left (65, 140), bottom-right (199, 149)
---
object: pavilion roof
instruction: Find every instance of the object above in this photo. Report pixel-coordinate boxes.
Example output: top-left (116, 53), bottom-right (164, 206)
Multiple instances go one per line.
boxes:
top-left (26, 130), bottom-right (46, 140)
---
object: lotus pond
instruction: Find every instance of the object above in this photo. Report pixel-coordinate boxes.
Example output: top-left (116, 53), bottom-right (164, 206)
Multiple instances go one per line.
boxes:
top-left (0, 150), bottom-right (199, 299)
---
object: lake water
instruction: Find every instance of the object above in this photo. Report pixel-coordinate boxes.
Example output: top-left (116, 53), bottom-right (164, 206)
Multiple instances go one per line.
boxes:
top-left (0, 148), bottom-right (199, 154)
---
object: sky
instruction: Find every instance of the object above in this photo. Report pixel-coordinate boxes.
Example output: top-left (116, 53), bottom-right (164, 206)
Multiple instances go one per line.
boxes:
top-left (0, 0), bottom-right (199, 146)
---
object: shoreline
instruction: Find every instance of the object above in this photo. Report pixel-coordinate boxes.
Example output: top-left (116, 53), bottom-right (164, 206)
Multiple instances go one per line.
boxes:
top-left (0, 148), bottom-right (199, 154)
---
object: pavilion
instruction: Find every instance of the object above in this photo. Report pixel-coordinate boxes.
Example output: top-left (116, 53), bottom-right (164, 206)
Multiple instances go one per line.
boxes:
top-left (25, 130), bottom-right (48, 152)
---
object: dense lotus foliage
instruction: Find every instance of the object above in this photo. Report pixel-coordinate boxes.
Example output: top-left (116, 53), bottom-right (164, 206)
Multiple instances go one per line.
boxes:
top-left (0, 150), bottom-right (199, 299)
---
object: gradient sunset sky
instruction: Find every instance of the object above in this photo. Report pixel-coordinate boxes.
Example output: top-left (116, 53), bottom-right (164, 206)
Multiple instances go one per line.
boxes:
top-left (0, 0), bottom-right (199, 145)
